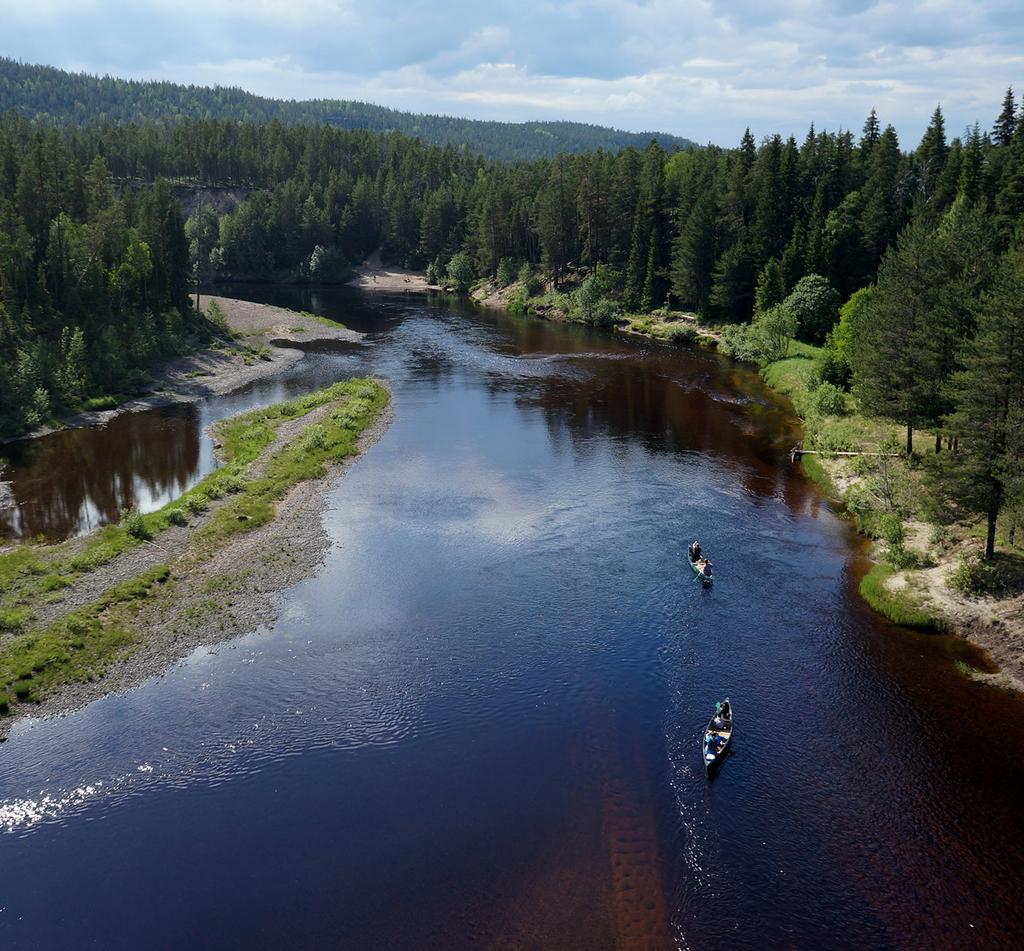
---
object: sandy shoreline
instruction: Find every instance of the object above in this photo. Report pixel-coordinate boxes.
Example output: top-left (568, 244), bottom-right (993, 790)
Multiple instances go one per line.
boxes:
top-left (348, 250), bottom-right (438, 293)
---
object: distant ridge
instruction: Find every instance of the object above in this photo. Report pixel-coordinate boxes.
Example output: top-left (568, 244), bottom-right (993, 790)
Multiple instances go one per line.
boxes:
top-left (0, 58), bottom-right (696, 162)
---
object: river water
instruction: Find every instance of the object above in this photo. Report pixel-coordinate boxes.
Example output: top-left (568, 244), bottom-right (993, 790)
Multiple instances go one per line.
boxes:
top-left (1, 288), bottom-right (1023, 949)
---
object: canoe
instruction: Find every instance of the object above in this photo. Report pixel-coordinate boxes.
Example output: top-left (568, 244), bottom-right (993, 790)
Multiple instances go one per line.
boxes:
top-left (702, 698), bottom-right (733, 776)
top-left (689, 552), bottom-right (713, 586)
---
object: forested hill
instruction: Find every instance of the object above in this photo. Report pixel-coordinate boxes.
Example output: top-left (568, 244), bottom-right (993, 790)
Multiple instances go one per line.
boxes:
top-left (0, 58), bottom-right (695, 162)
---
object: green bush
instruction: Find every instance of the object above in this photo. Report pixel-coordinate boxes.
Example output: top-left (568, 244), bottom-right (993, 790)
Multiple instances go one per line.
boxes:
top-left (426, 256), bottom-right (444, 286)
top-left (206, 300), bottom-right (230, 334)
top-left (517, 263), bottom-right (543, 297)
top-left (0, 608), bottom-right (26, 634)
top-left (495, 257), bottom-right (518, 288)
top-left (810, 381), bottom-right (849, 416)
top-left (82, 394), bottom-right (122, 411)
top-left (184, 494), bottom-right (209, 515)
top-left (167, 508), bottom-right (188, 527)
top-left (663, 322), bottom-right (697, 345)
top-left (120, 507), bottom-right (151, 541)
top-left (784, 274), bottom-right (841, 345)
top-left (947, 555), bottom-right (1006, 597)
top-left (445, 251), bottom-right (476, 292)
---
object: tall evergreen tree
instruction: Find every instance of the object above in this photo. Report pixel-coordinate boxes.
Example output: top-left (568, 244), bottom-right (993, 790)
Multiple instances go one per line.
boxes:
top-left (993, 87), bottom-right (1017, 147)
top-left (860, 109), bottom-right (881, 158)
top-left (936, 242), bottom-right (1024, 557)
top-left (916, 106), bottom-right (949, 203)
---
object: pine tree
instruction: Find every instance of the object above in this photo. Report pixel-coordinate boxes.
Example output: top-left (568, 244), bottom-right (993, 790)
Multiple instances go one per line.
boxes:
top-left (853, 205), bottom-right (995, 453)
top-left (937, 242), bottom-right (1024, 557)
top-left (709, 238), bottom-right (756, 321)
top-left (958, 125), bottom-right (984, 204)
top-left (623, 142), bottom-right (665, 309)
top-left (852, 216), bottom-right (948, 453)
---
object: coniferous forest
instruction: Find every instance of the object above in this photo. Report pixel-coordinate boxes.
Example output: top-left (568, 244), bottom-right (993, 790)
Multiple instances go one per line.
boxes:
top-left (2, 76), bottom-right (1024, 556)
top-left (0, 58), bottom-right (695, 162)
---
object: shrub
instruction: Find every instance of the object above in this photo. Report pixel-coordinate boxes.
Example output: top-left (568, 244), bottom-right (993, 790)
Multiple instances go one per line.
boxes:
top-left (810, 382), bottom-right (849, 416)
top-left (663, 323), bottom-right (697, 345)
top-left (184, 494), bottom-right (209, 515)
top-left (753, 304), bottom-right (798, 363)
top-left (82, 394), bottom-right (121, 411)
top-left (206, 300), bottom-right (230, 334)
top-left (445, 251), bottom-right (476, 292)
top-left (784, 274), bottom-right (840, 345)
top-left (426, 256), bottom-right (444, 286)
top-left (517, 263), bottom-right (543, 297)
top-left (947, 555), bottom-right (1006, 597)
top-left (495, 257), bottom-right (518, 288)
top-left (298, 424), bottom-right (329, 453)
top-left (120, 507), bottom-right (151, 541)
top-left (167, 508), bottom-right (188, 527)
top-left (0, 609), bottom-right (26, 634)
top-left (929, 524), bottom-right (956, 550)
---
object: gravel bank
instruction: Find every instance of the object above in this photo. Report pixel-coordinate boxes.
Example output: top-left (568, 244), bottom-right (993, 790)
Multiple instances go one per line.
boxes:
top-left (0, 386), bottom-right (393, 739)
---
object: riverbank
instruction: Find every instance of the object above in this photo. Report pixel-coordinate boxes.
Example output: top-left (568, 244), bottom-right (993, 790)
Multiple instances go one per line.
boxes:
top-left (0, 378), bottom-right (391, 738)
top-left (348, 250), bottom-right (438, 293)
top-left (0, 297), bottom-right (363, 451)
top-left (472, 276), bottom-right (1024, 690)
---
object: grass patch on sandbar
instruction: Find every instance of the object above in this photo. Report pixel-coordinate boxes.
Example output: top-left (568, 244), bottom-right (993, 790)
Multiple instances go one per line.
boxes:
top-left (0, 379), bottom-right (388, 715)
top-left (859, 563), bottom-right (944, 633)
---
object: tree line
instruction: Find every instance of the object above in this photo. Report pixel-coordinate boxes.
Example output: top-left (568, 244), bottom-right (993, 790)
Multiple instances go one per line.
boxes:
top-left (0, 58), bottom-right (694, 163)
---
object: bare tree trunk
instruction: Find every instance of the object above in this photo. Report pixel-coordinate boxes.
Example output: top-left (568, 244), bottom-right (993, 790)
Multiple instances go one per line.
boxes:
top-left (934, 431), bottom-right (942, 454)
top-left (906, 420), bottom-right (913, 455)
top-left (986, 504), bottom-right (998, 559)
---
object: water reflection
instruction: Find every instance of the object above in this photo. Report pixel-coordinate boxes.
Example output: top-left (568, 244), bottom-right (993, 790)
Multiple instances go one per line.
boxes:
top-left (0, 405), bottom-right (204, 540)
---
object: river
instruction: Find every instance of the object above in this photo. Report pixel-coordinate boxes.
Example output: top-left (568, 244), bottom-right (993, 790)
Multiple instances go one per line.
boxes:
top-left (1, 288), bottom-right (1023, 949)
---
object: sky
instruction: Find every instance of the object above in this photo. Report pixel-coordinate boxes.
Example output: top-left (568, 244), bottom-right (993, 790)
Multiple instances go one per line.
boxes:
top-left (3, 0), bottom-right (1022, 146)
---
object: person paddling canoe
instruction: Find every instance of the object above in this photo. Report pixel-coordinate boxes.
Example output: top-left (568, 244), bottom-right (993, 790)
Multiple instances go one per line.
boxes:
top-left (688, 540), bottom-right (702, 562)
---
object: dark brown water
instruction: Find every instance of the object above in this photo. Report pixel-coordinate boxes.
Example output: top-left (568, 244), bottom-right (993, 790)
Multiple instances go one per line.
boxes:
top-left (1, 287), bottom-right (1023, 949)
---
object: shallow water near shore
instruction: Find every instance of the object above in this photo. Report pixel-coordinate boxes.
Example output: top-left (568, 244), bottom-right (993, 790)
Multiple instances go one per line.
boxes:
top-left (1, 287), bottom-right (1023, 949)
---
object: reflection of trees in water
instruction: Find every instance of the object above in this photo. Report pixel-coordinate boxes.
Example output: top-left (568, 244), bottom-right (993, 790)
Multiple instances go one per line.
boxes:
top-left (0, 405), bottom-right (202, 541)
top-left (476, 324), bottom-right (814, 513)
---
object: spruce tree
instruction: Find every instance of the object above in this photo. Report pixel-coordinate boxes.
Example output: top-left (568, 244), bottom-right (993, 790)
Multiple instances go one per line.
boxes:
top-left (860, 109), bottom-right (881, 158)
top-left (916, 106), bottom-right (949, 202)
top-left (754, 257), bottom-right (786, 314)
top-left (993, 87), bottom-right (1017, 147)
top-left (670, 190), bottom-right (717, 313)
